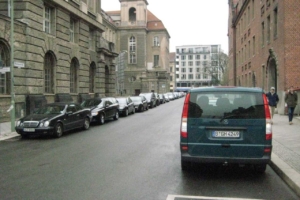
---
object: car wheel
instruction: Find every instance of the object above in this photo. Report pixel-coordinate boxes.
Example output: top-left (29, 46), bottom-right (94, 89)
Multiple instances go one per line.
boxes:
top-left (181, 159), bottom-right (191, 171)
top-left (54, 123), bottom-right (63, 138)
top-left (140, 105), bottom-right (144, 112)
top-left (99, 113), bottom-right (105, 125)
top-left (125, 109), bottom-right (129, 116)
top-left (83, 117), bottom-right (90, 130)
top-left (132, 107), bottom-right (135, 114)
top-left (114, 111), bottom-right (119, 120)
top-left (146, 105), bottom-right (149, 110)
top-left (254, 164), bottom-right (266, 173)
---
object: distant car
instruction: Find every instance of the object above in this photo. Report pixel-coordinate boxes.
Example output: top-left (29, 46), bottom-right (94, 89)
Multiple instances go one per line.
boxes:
top-left (139, 93), bottom-right (156, 108)
top-left (116, 97), bottom-right (135, 116)
top-left (130, 96), bottom-right (148, 112)
top-left (166, 92), bottom-right (175, 100)
top-left (158, 93), bottom-right (166, 104)
top-left (81, 97), bottom-right (119, 124)
top-left (180, 86), bottom-right (272, 173)
top-left (15, 102), bottom-right (92, 138)
top-left (164, 93), bottom-right (170, 102)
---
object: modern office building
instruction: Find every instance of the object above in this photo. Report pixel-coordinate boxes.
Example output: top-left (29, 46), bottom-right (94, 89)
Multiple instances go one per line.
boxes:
top-left (175, 45), bottom-right (225, 89)
top-left (228, 0), bottom-right (300, 114)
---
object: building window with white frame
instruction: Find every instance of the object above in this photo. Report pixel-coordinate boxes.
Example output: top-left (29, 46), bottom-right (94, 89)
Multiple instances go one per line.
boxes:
top-left (70, 58), bottom-right (78, 93)
top-left (189, 68), bottom-right (193, 73)
top-left (196, 61), bottom-right (200, 66)
top-left (44, 52), bottom-right (55, 93)
top-left (153, 36), bottom-right (159, 46)
top-left (0, 41), bottom-right (10, 94)
top-left (181, 61), bottom-right (186, 67)
top-left (188, 55), bottom-right (193, 60)
top-left (188, 61), bottom-right (193, 66)
top-left (181, 55), bottom-right (186, 60)
top-left (129, 36), bottom-right (136, 64)
top-left (70, 18), bottom-right (75, 42)
top-left (188, 74), bottom-right (193, 79)
top-left (196, 55), bottom-right (200, 60)
top-left (181, 68), bottom-right (186, 72)
top-left (181, 74), bottom-right (186, 79)
top-left (154, 55), bottom-right (159, 67)
top-left (44, 6), bottom-right (52, 34)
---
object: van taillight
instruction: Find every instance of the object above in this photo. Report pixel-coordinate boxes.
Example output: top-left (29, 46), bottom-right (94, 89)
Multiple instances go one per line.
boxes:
top-left (263, 93), bottom-right (272, 140)
top-left (181, 93), bottom-right (190, 138)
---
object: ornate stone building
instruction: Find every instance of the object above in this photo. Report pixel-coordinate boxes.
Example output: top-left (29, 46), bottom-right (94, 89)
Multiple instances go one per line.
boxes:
top-left (228, 0), bottom-right (300, 114)
top-left (0, 0), bottom-right (116, 122)
top-left (105, 0), bottom-right (170, 96)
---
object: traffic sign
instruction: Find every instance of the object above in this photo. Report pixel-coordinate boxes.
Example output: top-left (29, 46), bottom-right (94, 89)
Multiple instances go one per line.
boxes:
top-left (0, 67), bottom-right (10, 74)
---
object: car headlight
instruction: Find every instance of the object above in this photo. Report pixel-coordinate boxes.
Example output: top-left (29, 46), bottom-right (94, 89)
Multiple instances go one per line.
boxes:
top-left (92, 111), bottom-right (99, 116)
top-left (16, 121), bottom-right (21, 127)
top-left (44, 121), bottom-right (50, 127)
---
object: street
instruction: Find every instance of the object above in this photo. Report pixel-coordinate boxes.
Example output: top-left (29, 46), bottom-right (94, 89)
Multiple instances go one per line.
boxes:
top-left (0, 98), bottom-right (298, 200)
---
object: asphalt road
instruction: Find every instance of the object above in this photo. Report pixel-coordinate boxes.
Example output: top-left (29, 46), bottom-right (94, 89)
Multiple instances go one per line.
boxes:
top-left (0, 97), bottom-right (298, 200)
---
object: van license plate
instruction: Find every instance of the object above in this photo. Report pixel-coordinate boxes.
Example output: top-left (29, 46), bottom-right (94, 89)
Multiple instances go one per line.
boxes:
top-left (212, 131), bottom-right (240, 138)
top-left (24, 128), bottom-right (35, 132)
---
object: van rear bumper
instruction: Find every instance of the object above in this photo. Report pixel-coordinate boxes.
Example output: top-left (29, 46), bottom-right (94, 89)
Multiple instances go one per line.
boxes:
top-left (181, 153), bottom-right (271, 164)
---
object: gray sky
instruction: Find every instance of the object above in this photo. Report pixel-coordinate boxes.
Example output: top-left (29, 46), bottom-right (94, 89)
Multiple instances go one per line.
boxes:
top-left (101, 0), bottom-right (229, 54)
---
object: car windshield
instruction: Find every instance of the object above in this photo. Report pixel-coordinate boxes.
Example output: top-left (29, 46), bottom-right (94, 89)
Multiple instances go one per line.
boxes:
top-left (188, 91), bottom-right (264, 119)
top-left (131, 97), bottom-right (141, 102)
top-left (34, 105), bottom-right (65, 115)
top-left (81, 99), bottom-right (101, 108)
top-left (117, 98), bottom-right (126, 104)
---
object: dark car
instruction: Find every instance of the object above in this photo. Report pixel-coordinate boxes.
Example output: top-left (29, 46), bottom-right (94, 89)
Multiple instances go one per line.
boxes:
top-left (180, 87), bottom-right (272, 173)
top-left (15, 102), bottom-right (92, 138)
top-left (116, 97), bottom-right (135, 116)
top-left (130, 96), bottom-right (148, 112)
top-left (81, 97), bottom-right (119, 124)
top-left (139, 93), bottom-right (156, 108)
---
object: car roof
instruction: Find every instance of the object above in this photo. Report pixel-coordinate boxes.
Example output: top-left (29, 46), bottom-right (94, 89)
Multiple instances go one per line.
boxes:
top-left (189, 86), bottom-right (264, 93)
top-left (45, 102), bottom-right (77, 106)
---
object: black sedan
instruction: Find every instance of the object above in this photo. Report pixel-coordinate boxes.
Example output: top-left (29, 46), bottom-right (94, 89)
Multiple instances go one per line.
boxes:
top-left (81, 97), bottom-right (119, 124)
top-left (15, 102), bottom-right (92, 138)
top-left (116, 97), bottom-right (135, 116)
top-left (130, 96), bottom-right (148, 112)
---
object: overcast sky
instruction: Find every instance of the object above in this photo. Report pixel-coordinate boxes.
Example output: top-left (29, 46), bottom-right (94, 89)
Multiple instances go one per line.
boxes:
top-left (101, 0), bottom-right (229, 54)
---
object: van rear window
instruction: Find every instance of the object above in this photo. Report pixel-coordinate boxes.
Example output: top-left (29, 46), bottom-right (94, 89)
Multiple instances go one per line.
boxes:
top-left (188, 92), bottom-right (265, 119)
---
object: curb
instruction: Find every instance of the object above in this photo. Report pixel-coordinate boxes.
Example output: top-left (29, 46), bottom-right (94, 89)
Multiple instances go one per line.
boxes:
top-left (0, 132), bottom-right (19, 141)
top-left (270, 153), bottom-right (300, 197)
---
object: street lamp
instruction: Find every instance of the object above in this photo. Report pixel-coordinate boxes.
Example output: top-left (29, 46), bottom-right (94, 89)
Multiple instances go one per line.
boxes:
top-left (116, 50), bottom-right (127, 96)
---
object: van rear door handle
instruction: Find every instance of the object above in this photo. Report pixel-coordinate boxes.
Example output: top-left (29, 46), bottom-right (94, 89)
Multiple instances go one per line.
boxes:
top-left (221, 144), bottom-right (231, 148)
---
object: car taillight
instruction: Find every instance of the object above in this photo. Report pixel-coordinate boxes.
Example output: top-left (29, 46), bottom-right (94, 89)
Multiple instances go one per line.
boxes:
top-left (263, 93), bottom-right (272, 140)
top-left (181, 93), bottom-right (190, 138)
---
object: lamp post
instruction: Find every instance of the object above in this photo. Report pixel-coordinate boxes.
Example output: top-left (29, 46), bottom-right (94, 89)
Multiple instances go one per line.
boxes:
top-left (116, 50), bottom-right (127, 96)
top-left (10, 0), bottom-right (15, 132)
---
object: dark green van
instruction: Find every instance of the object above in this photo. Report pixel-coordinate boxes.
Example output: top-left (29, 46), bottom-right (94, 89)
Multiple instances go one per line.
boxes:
top-left (180, 87), bottom-right (272, 173)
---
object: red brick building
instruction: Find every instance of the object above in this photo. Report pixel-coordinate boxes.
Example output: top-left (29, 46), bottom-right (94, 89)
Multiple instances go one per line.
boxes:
top-left (228, 0), bottom-right (300, 114)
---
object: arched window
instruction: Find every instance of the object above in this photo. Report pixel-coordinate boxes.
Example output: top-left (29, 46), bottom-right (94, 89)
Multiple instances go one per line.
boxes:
top-left (89, 62), bottom-right (96, 93)
top-left (0, 40), bottom-right (10, 94)
top-left (70, 58), bottom-right (79, 93)
top-left (129, 36), bottom-right (136, 64)
top-left (129, 7), bottom-right (136, 21)
top-left (44, 52), bottom-right (55, 93)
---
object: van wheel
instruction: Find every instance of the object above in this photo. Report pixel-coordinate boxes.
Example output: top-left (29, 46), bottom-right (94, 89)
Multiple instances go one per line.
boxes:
top-left (181, 159), bottom-right (191, 171)
top-left (254, 164), bottom-right (266, 173)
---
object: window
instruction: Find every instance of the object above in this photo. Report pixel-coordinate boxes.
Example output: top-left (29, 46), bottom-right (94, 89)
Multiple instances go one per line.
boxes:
top-left (188, 61), bottom-right (193, 66)
top-left (70, 18), bottom-right (75, 42)
top-left (154, 55), bottom-right (159, 67)
top-left (211, 45), bottom-right (218, 53)
top-left (274, 7), bottom-right (278, 38)
top-left (196, 74), bottom-right (201, 79)
top-left (153, 36), bottom-right (159, 46)
top-left (189, 68), bottom-right (193, 73)
top-left (267, 16), bottom-right (270, 43)
top-left (188, 55), bottom-right (193, 60)
top-left (261, 22), bottom-right (265, 46)
top-left (252, 0), bottom-right (255, 19)
top-left (70, 58), bottom-right (78, 93)
top-left (89, 28), bottom-right (95, 50)
top-left (203, 74), bottom-right (208, 79)
top-left (181, 74), bottom-right (186, 79)
top-left (44, 52), bottom-right (55, 93)
top-left (188, 74), bottom-right (193, 79)
top-left (196, 61), bottom-right (200, 66)
top-left (188, 48), bottom-right (193, 53)
top-left (44, 6), bottom-right (52, 34)
top-left (196, 68), bottom-right (200, 72)
top-left (129, 36), bottom-right (136, 64)
top-left (181, 68), bottom-right (186, 72)
top-left (87, 0), bottom-right (96, 13)
top-left (0, 41), bottom-right (10, 94)
top-left (176, 74), bottom-right (179, 78)
top-left (196, 55), bottom-right (200, 60)
top-left (129, 7), bottom-right (137, 21)
top-left (89, 62), bottom-right (96, 93)
top-left (253, 36), bottom-right (256, 55)
top-left (181, 62), bottom-right (186, 67)
top-left (203, 55), bottom-right (207, 60)
top-left (181, 55), bottom-right (186, 60)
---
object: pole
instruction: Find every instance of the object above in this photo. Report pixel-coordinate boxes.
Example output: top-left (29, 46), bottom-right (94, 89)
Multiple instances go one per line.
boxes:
top-left (10, 0), bottom-right (15, 132)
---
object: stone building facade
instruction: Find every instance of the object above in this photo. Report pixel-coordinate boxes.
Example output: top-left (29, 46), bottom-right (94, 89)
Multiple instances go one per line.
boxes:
top-left (228, 0), bottom-right (300, 114)
top-left (106, 0), bottom-right (170, 96)
top-left (0, 0), bottom-right (117, 122)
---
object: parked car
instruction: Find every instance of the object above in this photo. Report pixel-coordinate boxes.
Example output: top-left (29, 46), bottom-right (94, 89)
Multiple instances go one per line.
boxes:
top-left (81, 97), bottom-right (119, 124)
top-left (116, 97), bottom-right (135, 116)
top-left (164, 93), bottom-right (170, 102)
top-left (165, 92), bottom-right (175, 100)
top-left (15, 102), bottom-right (92, 138)
top-left (180, 87), bottom-right (272, 173)
top-left (139, 93), bottom-right (156, 108)
top-left (130, 96), bottom-right (148, 112)
top-left (158, 93), bottom-right (166, 104)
